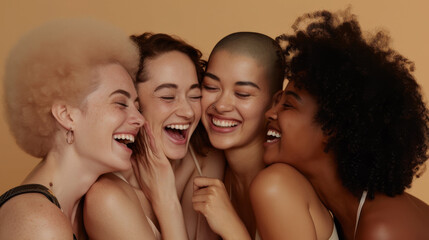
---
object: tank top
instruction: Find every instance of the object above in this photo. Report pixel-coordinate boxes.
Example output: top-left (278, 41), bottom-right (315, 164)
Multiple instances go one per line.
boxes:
top-left (354, 190), bottom-right (368, 239)
top-left (0, 184), bottom-right (78, 240)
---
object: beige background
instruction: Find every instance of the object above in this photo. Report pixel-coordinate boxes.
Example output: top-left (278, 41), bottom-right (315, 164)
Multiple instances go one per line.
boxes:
top-left (1, 0), bottom-right (428, 203)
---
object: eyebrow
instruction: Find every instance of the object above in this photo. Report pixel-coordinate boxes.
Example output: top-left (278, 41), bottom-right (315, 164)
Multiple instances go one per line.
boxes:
top-left (204, 72), bottom-right (219, 81)
top-left (205, 72), bottom-right (260, 90)
top-left (154, 83), bottom-right (178, 92)
top-left (284, 90), bottom-right (302, 102)
top-left (190, 83), bottom-right (200, 89)
top-left (236, 81), bottom-right (260, 90)
top-left (110, 89), bottom-right (131, 98)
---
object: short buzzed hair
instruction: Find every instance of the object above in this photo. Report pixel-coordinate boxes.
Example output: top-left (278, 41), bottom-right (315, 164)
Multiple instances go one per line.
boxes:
top-left (209, 32), bottom-right (285, 94)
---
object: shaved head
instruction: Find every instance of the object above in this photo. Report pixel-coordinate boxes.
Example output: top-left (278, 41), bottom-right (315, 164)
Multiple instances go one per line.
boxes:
top-left (209, 32), bottom-right (285, 94)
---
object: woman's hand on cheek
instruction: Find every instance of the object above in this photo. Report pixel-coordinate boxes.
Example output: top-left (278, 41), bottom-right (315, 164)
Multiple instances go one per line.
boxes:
top-left (131, 122), bottom-right (177, 206)
top-left (192, 177), bottom-right (251, 240)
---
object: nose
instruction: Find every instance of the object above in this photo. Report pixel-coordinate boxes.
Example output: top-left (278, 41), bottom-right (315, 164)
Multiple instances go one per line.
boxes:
top-left (212, 91), bottom-right (234, 113)
top-left (176, 98), bottom-right (195, 119)
top-left (265, 104), bottom-right (278, 121)
top-left (130, 107), bottom-right (145, 128)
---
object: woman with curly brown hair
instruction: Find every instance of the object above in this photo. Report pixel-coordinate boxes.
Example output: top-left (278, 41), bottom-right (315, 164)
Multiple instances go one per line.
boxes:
top-left (251, 9), bottom-right (429, 240)
top-left (0, 19), bottom-right (144, 239)
top-left (84, 33), bottom-right (225, 240)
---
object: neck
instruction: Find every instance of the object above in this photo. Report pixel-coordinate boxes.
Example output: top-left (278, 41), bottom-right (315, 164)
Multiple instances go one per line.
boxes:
top-left (303, 156), bottom-right (361, 240)
top-left (23, 148), bottom-right (103, 225)
top-left (224, 139), bottom-right (265, 189)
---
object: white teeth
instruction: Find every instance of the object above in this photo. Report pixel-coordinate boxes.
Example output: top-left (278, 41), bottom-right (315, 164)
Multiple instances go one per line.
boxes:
top-left (113, 134), bottom-right (135, 143)
top-left (212, 118), bottom-right (239, 128)
top-left (267, 129), bottom-right (281, 138)
top-left (166, 124), bottom-right (190, 130)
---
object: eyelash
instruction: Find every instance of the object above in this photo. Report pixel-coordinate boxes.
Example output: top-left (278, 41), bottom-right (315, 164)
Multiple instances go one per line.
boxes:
top-left (282, 103), bottom-right (292, 108)
top-left (235, 92), bottom-right (250, 98)
top-left (203, 85), bottom-right (218, 91)
top-left (116, 102), bottom-right (128, 108)
top-left (161, 96), bottom-right (175, 100)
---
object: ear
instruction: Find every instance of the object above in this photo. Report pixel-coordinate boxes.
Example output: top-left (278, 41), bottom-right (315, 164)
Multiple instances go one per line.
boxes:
top-left (51, 102), bottom-right (78, 131)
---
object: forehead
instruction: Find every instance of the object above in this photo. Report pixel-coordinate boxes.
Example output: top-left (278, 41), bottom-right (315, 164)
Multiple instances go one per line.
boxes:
top-left (206, 50), bottom-right (268, 88)
top-left (143, 51), bottom-right (198, 87)
top-left (93, 63), bottom-right (135, 92)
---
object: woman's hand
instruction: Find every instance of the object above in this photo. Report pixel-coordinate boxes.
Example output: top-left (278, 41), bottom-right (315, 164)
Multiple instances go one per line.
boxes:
top-left (192, 177), bottom-right (251, 240)
top-left (131, 122), bottom-right (177, 205)
top-left (131, 122), bottom-right (188, 240)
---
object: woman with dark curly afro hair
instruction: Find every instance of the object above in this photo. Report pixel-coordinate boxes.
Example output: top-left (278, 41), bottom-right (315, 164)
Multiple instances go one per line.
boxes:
top-left (251, 9), bottom-right (429, 240)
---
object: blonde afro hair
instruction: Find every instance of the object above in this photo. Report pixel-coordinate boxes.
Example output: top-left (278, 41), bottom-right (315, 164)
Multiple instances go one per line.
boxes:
top-left (3, 18), bottom-right (139, 157)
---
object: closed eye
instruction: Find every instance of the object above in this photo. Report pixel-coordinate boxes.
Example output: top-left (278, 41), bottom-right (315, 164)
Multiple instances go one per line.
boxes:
top-left (203, 85), bottom-right (219, 91)
top-left (235, 92), bottom-right (251, 98)
top-left (116, 102), bottom-right (128, 107)
top-left (161, 96), bottom-right (175, 100)
top-left (282, 103), bottom-right (292, 108)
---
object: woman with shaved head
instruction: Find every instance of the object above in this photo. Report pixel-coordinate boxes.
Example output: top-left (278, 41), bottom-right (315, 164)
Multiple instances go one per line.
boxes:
top-left (192, 32), bottom-right (336, 239)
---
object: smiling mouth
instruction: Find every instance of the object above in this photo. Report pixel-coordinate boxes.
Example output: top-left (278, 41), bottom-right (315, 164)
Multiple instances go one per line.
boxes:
top-left (165, 124), bottom-right (190, 141)
top-left (113, 134), bottom-right (135, 149)
top-left (266, 129), bottom-right (281, 143)
top-left (211, 117), bottom-right (239, 128)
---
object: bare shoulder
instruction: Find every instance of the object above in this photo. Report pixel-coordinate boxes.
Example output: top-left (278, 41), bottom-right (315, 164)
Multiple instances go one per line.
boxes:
top-left (357, 193), bottom-right (429, 240)
top-left (250, 163), bottom-right (313, 203)
top-left (84, 173), bottom-right (156, 239)
top-left (199, 147), bottom-right (226, 179)
top-left (0, 192), bottom-right (72, 239)
top-left (84, 173), bottom-right (139, 217)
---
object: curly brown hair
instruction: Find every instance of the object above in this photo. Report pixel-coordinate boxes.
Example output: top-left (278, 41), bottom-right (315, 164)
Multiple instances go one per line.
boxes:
top-left (130, 33), bottom-right (210, 156)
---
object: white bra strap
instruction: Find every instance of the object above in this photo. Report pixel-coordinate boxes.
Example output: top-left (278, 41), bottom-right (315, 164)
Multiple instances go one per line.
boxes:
top-left (112, 172), bottom-right (129, 183)
top-left (354, 190), bottom-right (368, 239)
top-left (189, 145), bottom-right (203, 176)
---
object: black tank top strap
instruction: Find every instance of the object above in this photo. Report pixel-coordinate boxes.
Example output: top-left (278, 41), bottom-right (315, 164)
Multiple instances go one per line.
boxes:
top-left (0, 184), bottom-right (61, 208)
top-left (0, 184), bottom-right (77, 239)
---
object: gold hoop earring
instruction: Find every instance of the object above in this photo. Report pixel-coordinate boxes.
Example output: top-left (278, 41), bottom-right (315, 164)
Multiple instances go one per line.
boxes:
top-left (66, 128), bottom-right (74, 144)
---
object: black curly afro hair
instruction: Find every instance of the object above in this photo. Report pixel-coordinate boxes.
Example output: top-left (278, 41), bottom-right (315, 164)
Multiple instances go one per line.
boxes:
top-left (277, 9), bottom-right (429, 198)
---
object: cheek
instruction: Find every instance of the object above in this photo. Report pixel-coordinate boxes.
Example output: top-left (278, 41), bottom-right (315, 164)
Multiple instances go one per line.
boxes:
top-left (240, 101), bottom-right (267, 124)
top-left (201, 91), bottom-right (217, 110)
top-left (192, 102), bottom-right (202, 120)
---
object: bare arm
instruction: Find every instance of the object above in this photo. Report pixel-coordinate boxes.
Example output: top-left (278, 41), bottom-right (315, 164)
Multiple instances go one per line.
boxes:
top-left (250, 164), bottom-right (318, 240)
top-left (0, 193), bottom-right (74, 240)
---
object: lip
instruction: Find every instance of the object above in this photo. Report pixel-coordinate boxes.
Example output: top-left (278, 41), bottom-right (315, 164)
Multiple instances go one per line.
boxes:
top-left (264, 126), bottom-right (281, 147)
top-left (163, 122), bottom-right (191, 145)
top-left (112, 131), bottom-right (138, 154)
top-left (208, 114), bottom-right (241, 133)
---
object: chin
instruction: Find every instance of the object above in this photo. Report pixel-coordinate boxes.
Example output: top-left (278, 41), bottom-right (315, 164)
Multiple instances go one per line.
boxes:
top-left (165, 148), bottom-right (188, 160)
top-left (262, 151), bottom-right (277, 165)
top-left (208, 137), bottom-right (236, 150)
top-left (108, 157), bottom-right (132, 172)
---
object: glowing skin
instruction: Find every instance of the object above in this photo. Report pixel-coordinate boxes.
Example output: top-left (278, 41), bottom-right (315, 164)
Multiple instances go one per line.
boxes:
top-left (201, 50), bottom-right (271, 150)
top-left (263, 82), bottom-right (326, 170)
top-left (72, 63), bottom-right (144, 172)
top-left (137, 51), bottom-right (201, 160)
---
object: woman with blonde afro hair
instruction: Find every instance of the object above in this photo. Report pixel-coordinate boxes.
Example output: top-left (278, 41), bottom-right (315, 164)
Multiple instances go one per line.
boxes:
top-left (0, 19), bottom-right (144, 239)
